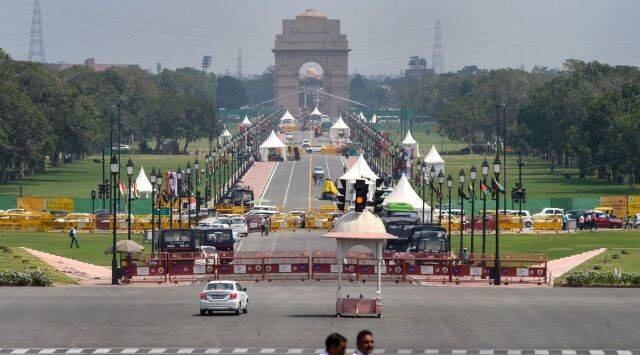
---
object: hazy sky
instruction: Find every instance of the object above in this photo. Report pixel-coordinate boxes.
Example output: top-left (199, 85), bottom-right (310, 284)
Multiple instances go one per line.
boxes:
top-left (1, 0), bottom-right (639, 75)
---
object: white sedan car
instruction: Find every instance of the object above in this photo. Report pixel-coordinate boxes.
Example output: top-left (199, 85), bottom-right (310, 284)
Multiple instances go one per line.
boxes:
top-left (199, 281), bottom-right (249, 316)
top-left (230, 216), bottom-right (249, 237)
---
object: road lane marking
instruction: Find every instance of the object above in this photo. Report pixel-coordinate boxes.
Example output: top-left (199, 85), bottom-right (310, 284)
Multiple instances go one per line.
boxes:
top-left (204, 350), bottom-right (221, 354)
top-left (286, 350), bottom-right (303, 354)
top-left (11, 350), bottom-right (29, 354)
top-left (561, 351), bottom-right (576, 355)
top-left (324, 154), bottom-right (331, 180)
top-left (282, 160), bottom-right (297, 209)
top-left (121, 349), bottom-right (139, 354)
top-left (93, 350), bottom-right (111, 354)
top-left (589, 351), bottom-right (604, 355)
top-left (232, 349), bottom-right (248, 354)
top-left (423, 351), bottom-right (438, 354)
top-left (507, 350), bottom-right (521, 355)
top-left (259, 162), bottom-right (280, 200)
top-left (148, 350), bottom-right (167, 354)
top-left (259, 350), bottom-right (275, 354)
top-left (479, 351), bottom-right (494, 355)
top-left (176, 350), bottom-right (194, 354)
top-left (66, 350), bottom-right (83, 354)
top-left (39, 350), bottom-right (57, 354)
top-left (534, 351), bottom-right (549, 355)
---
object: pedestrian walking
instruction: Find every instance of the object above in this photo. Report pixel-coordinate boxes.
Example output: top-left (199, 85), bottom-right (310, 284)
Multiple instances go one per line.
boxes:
top-left (320, 333), bottom-right (347, 355)
top-left (624, 212), bottom-right (632, 229)
top-left (69, 226), bottom-right (79, 248)
top-left (265, 217), bottom-right (271, 236)
top-left (354, 330), bottom-right (374, 355)
top-left (591, 211), bottom-right (598, 230)
top-left (260, 217), bottom-right (266, 236)
top-left (585, 213), bottom-right (592, 230)
top-left (578, 214), bottom-right (585, 230)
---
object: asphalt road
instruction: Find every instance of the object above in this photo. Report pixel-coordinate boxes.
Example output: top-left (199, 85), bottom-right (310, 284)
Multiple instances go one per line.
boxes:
top-left (236, 230), bottom-right (336, 254)
top-left (0, 285), bottom-right (638, 349)
top-left (260, 130), bottom-right (344, 211)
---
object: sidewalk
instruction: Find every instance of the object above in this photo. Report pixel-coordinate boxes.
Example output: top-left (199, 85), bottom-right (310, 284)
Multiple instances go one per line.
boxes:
top-left (21, 247), bottom-right (112, 285)
top-left (546, 247), bottom-right (607, 283)
top-left (239, 162), bottom-right (277, 198)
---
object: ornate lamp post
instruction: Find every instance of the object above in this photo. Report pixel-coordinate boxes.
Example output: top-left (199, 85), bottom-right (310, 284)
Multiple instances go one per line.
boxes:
top-left (213, 151), bottom-right (219, 203)
top-left (205, 154), bottom-right (212, 203)
top-left (126, 158), bottom-right (134, 240)
top-left (458, 169), bottom-right (466, 254)
top-left (446, 174), bottom-right (453, 252)
top-left (149, 168), bottom-right (157, 253)
top-left (493, 154), bottom-right (502, 285)
top-left (469, 165), bottom-right (477, 253)
top-left (194, 158), bottom-right (200, 224)
top-left (481, 158), bottom-right (489, 254)
top-left (176, 167), bottom-right (183, 229)
top-left (91, 189), bottom-right (96, 214)
top-left (156, 171), bottom-right (163, 233)
top-left (185, 162), bottom-right (192, 227)
top-left (110, 155), bottom-right (119, 285)
top-left (437, 170), bottom-right (444, 225)
top-left (420, 162), bottom-right (427, 223)
top-left (429, 165), bottom-right (436, 223)
top-left (168, 173), bottom-right (174, 230)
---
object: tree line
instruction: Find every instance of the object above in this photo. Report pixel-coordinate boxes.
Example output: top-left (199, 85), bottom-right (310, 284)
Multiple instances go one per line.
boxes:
top-left (0, 49), bottom-right (218, 184)
top-left (405, 60), bottom-right (640, 185)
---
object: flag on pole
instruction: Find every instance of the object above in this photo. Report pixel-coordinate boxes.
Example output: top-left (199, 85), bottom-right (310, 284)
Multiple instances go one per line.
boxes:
top-left (480, 181), bottom-right (492, 195)
top-left (118, 181), bottom-right (126, 196)
top-left (458, 186), bottom-right (469, 200)
top-left (491, 178), bottom-right (505, 193)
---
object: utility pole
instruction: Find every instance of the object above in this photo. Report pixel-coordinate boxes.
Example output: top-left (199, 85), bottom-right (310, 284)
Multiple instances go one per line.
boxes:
top-left (28, 0), bottom-right (46, 63)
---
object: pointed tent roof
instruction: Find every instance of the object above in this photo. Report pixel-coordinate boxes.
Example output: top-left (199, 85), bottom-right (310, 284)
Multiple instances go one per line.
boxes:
top-left (259, 130), bottom-right (287, 149)
top-left (402, 130), bottom-right (417, 145)
top-left (358, 111), bottom-right (367, 121)
top-left (280, 110), bottom-right (295, 121)
top-left (310, 107), bottom-right (322, 116)
top-left (424, 145), bottom-right (445, 164)
top-left (383, 174), bottom-right (429, 210)
top-left (241, 115), bottom-right (252, 125)
top-left (221, 128), bottom-right (232, 138)
top-left (340, 154), bottom-right (379, 182)
top-left (331, 116), bottom-right (349, 130)
top-left (371, 114), bottom-right (378, 123)
top-left (135, 166), bottom-right (153, 193)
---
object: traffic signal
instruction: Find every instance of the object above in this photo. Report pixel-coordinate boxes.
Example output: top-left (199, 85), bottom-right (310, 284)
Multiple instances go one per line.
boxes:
top-left (97, 184), bottom-right (104, 199)
top-left (336, 179), bottom-right (347, 212)
top-left (369, 178), bottom-right (385, 213)
top-left (511, 186), bottom-right (520, 202)
top-left (354, 179), bottom-right (368, 213)
top-left (521, 188), bottom-right (527, 203)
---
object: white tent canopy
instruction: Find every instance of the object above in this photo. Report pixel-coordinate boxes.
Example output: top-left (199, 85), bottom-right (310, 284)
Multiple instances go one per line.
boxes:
top-left (240, 115), bottom-right (252, 126)
top-left (424, 145), bottom-right (445, 175)
top-left (310, 107), bottom-right (322, 116)
top-left (259, 130), bottom-right (288, 161)
top-left (279, 110), bottom-right (296, 125)
top-left (383, 174), bottom-right (429, 210)
top-left (340, 154), bottom-right (379, 183)
top-left (329, 115), bottom-right (351, 139)
top-left (135, 166), bottom-right (153, 198)
top-left (371, 114), bottom-right (378, 124)
top-left (358, 111), bottom-right (367, 122)
top-left (221, 128), bottom-right (232, 138)
top-left (402, 130), bottom-right (420, 158)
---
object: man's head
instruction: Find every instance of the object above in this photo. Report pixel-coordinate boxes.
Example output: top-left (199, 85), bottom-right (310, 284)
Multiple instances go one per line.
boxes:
top-left (356, 330), bottom-right (374, 355)
top-left (325, 333), bottom-right (347, 355)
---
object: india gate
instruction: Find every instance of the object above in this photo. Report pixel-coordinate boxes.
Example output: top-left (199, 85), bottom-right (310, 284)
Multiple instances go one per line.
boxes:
top-left (273, 9), bottom-right (350, 117)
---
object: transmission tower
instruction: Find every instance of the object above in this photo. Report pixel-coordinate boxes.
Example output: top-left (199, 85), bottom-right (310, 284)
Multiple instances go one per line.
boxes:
top-left (431, 19), bottom-right (444, 74)
top-left (28, 0), bottom-right (46, 63)
top-left (236, 50), bottom-right (242, 79)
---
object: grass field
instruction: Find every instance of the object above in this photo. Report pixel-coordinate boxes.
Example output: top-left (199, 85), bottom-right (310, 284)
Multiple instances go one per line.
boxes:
top-left (0, 154), bottom-right (238, 198)
top-left (0, 230), bottom-right (639, 267)
top-left (554, 248), bottom-right (640, 285)
top-left (0, 246), bottom-right (77, 284)
top-left (0, 231), bottom-right (146, 266)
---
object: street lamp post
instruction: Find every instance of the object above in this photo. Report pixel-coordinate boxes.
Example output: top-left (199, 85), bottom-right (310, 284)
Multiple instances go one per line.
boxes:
top-left (493, 154), bottom-right (502, 285)
top-left (205, 154), bottom-right (212, 203)
top-left (420, 162), bottom-right (427, 223)
top-left (429, 165), bottom-right (436, 223)
top-left (110, 156), bottom-right (119, 285)
top-left (177, 167), bottom-right (183, 229)
top-left (150, 168), bottom-right (157, 253)
top-left (469, 165), bottom-right (477, 253)
top-left (126, 158), bottom-right (134, 240)
top-left (481, 158), bottom-right (489, 254)
top-left (156, 171), bottom-right (163, 234)
top-left (168, 176), bottom-right (174, 230)
top-left (458, 169), bottom-right (466, 254)
top-left (91, 189), bottom-right (96, 214)
top-left (194, 158), bottom-right (200, 224)
top-left (438, 171), bottom-right (444, 225)
top-left (186, 162), bottom-right (192, 227)
top-left (446, 175), bottom-right (453, 252)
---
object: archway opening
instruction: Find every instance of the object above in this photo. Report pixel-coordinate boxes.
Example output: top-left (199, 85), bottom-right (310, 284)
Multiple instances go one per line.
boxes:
top-left (298, 62), bottom-right (325, 113)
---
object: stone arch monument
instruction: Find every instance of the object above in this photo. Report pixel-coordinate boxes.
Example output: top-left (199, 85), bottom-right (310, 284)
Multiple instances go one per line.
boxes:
top-left (273, 9), bottom-right (349, 117)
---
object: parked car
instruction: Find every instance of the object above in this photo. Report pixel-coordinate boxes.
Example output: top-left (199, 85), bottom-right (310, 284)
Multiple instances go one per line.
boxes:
top-left (302, 139), bottom-right (310, 148)
top-left (306, 145), bottom-right (324, 153)
top-left (582, 210), bottom-right (623, 229)
top-left (246, 205), bottom-right (279, 215)
top-left (507, 210), bottom-right (533, 228)
top-left (112, 144), bottom-right (132, 152)
top-left (199, 280), bottom-right (248, 316)
top-left (533, 208), bottom-right (565, 218)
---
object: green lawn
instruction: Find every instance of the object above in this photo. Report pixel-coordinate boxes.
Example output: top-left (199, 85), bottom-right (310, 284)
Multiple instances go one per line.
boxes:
top-left (0, 154), bottom-right (233, 198)
top-left (554, 248), bottom-right (640, 285)
top-left (0, 246), bottom-right (77, 284)
top-left (447, 230), bottom-right (640, 261)
top-left (0, 231), bottom-right (148, 266)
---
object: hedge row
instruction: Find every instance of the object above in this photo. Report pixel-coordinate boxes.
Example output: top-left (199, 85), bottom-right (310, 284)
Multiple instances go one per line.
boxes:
top-left (0, 269), bottom-right (53, 286)
top-left (564, 270), bottom-right (640, 287)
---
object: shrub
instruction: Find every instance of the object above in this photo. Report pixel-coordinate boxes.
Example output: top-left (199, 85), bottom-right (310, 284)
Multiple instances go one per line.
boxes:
top-left (5, 269), bottom-right (32, 286)
top-left (564, 270), bottom-right (640, 287)
top-left (29, 270), bottom-right (53, 286)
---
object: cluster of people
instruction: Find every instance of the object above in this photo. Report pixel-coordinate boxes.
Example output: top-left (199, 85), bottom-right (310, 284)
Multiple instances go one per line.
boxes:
top-left (321, 331), bottom-right (374, 355)
top-left (577, 211), bottom-right (599, 230)
top-left (260, 216), bottom-right (271, 236)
